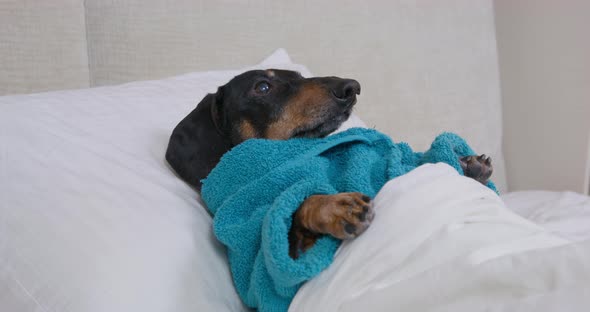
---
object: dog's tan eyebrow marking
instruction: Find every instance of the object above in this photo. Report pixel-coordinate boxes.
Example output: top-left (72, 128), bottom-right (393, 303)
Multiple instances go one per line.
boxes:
top-left (266, 70), bottom-right (275, 78)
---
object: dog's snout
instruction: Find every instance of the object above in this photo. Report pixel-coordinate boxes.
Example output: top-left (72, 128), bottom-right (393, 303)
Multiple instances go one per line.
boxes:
top-left (332, 79), bottom-right (361, 101)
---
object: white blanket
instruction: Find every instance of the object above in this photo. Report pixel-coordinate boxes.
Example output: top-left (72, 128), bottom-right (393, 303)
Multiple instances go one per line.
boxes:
top-left (290, 164), bottom-right (590, 311)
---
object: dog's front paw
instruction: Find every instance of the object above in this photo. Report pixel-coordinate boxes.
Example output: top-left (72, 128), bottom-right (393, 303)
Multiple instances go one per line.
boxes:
top-left (460, 154), bottom-right (493, 184)
top-left (301, 192), bottom-right (375, 240)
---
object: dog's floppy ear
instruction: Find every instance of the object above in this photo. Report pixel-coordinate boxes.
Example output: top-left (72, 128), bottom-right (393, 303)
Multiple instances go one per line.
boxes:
top-left (209, 87), bottom-right (226, 135)
top-left (165, 90), bottom-right (231, 192)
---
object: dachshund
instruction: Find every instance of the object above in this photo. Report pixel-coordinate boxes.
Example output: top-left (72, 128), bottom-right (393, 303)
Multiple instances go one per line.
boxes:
top-left (165, 69), bottom-right (493, 258)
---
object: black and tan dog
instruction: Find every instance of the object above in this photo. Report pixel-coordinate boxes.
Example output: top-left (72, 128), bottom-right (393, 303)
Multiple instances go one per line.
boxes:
top-left (166, 69), bottom-right (493, 258)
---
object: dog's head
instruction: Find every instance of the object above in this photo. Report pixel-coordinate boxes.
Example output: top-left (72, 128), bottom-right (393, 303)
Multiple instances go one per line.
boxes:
top-left (166, 69), bottom-right (360, 190)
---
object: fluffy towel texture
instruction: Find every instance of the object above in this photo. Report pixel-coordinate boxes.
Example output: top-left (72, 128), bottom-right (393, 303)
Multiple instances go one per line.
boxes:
top-left (201, 128), bottom-right (496, 312)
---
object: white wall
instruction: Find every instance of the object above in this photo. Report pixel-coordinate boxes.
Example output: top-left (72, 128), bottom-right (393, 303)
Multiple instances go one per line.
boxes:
top-left (494, 0), bottom-right (590, 194)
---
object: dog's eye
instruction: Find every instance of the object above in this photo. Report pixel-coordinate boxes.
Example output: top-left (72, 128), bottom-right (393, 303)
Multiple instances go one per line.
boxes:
top-left (254, 81), bottom-right (271, 94)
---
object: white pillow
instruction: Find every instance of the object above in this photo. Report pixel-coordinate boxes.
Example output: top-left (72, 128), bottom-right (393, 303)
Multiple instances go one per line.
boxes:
top-left (1, 49), bottom-right (361, 312)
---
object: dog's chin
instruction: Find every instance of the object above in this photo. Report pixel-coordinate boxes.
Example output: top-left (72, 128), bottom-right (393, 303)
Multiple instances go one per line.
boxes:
top-left (292, 111), bottom-right (351, 139)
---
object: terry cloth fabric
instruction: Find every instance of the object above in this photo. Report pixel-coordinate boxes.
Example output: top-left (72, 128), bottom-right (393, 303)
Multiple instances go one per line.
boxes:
top-left (201, 128), bottom-right (497, 312)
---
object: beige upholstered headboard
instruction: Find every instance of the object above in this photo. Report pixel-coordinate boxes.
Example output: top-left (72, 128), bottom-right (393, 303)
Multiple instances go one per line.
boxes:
top-left (0, 0), bottom-right (507, 191)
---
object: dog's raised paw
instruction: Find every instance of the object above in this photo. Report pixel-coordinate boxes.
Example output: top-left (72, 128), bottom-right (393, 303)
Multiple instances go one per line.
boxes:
top-left (290, 192), bottom-right (375, 258)
top-left (460, 154), bottom-right (493, 184)
top-left (316, 192), bottom-right (375, 240)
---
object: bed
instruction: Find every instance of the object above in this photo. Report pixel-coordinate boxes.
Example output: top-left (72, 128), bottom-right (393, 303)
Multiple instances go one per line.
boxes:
top-left (1, 2), bottom-right (589, 311)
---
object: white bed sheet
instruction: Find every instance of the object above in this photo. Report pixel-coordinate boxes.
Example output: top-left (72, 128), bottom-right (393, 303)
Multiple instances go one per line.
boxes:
top-left (502, 191), bottom-right (590, 243)
top-left (291, 164), bottom-right (590, 311)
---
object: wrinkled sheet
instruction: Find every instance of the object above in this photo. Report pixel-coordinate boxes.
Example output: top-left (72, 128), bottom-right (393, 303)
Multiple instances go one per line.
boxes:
top-left (502, 190), bottom-right (590, 243)
top-left (290, 164), bottom-right (590, 311)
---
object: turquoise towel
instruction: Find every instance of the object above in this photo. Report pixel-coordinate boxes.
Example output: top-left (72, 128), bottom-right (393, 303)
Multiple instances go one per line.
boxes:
top-left (201, 128), bottom-right (496, 312)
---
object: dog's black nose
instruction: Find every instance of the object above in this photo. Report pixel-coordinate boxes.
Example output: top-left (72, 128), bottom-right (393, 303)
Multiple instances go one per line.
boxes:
top-left (331, 79), bottom-right (361, 101)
